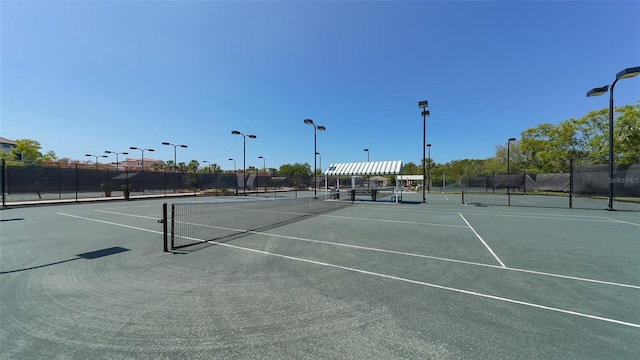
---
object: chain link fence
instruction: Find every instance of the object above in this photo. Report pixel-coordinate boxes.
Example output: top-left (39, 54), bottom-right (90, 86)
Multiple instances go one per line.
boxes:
top-left (460, 158), bottom-right (639, 211)
top-left (0, 160), bottom-right (330, 205)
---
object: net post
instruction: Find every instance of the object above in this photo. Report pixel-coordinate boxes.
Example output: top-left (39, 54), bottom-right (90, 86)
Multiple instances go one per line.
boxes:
top-left (461, 188), bottom-right (466, 205)
top-left (162, 203), bottom-right (168, 252)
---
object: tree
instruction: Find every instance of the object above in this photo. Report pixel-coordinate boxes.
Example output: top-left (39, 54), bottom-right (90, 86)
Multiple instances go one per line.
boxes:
top-left (2, 138), bottom-right (57, 166)
top-left (402, 162), bottom-right (420, 175)
top-left (611, 103), bottom-right (639, 162)
top-left (520, 121), bottom-right (579, 173)
top-left (187, 160), bottom-right (199, 173)
top-left (491, 141), bottom-right (529, 174)
top-left (210, 163), bottom-right (222, 173)
top-left (278, 163), bottom-right (311, 176)
top-left (518, 102), bottom-right (640, 171)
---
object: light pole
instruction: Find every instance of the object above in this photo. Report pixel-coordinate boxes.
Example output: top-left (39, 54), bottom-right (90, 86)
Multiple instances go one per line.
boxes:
top-left (364, 148), bottom-right (369, 162)
top-left (304, 119), bottom-right (326, 197)
top-left (85, 154), bottom-right (107, 170)
top-left (317, 152), bottom-right (325, 193)
top-left (418, 100), bottom-right (430, 203)
top-left (161, 142), bottom-right (187, 172)
top-left (427, 144), bottom-right (431, 192)
top-left (129, 147), bottom-right (155, 194)
top-left (105, 150), bottom-right (128, 171)
top-left (231, 131), bottom-right (256, 196)
top-left (229, 158), bottom-right (237, 195)
top-left (202, 160), bottom-right (211, 172)
top-left (507, 138), bottom-right (516, 206)
top-left (587, 66), bottom-right (640, 211)
top-left (258, 156), bottom-right (266, 193)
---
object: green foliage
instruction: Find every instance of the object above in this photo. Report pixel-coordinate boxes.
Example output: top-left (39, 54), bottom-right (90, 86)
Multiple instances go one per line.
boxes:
top-left (517, 102), bottom-right (640, 172)
top-left (278, 163), bottom-right (311, 176)
top-left (402, 162), bottom-right (420, 175)
top-left (1, 138), bottom-right (57, 166)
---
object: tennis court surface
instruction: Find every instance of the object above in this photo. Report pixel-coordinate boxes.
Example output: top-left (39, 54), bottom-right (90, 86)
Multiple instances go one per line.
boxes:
top-left (1, 193), bottom-right (638, 359)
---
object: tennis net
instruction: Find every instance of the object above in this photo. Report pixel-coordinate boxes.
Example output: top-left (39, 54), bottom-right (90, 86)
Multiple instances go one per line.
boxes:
top-left (163, 193), bottom-right (351, 251)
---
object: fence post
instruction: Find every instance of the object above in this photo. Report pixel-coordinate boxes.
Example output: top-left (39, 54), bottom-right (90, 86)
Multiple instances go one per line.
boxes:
top-left (58, 164), bottom-right (62, 200)
top-left (569, 159), bottom-right (574, 209)
top-left (75, 164), bottom-right (79, 202)
top-left (492, 172), bottom-right (496, 194)
top-left (1, 158), bottom-right (5, 207)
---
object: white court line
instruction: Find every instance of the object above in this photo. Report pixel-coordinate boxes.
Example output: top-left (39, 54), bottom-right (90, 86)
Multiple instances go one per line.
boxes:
top-left (357, 203), bottom-right (619, 222)
top-left (442, 194), bottom-right (449, 200)
top-left (458, 213), bottom-right (506, 268)
top-left (602, 217), bottom-right (640, 227)
top-left (197, 236), bottom-right (640, 329)
top-left (75, 209), bottom-right (640, 290)
top-left (321, 214), bottom-right (467, 229)
top-left (58, 212), bottom-right (163, 235)
top-left (103, 204), bottom-right (160, 210)
top-left (243, 230), bottom-right (640, 290)
top-left (94, 209), bottom-right (160, 220)
top-left (57, 211), bottom-right (640, 328)
top-left (72, 209), bottom-right (640, 290)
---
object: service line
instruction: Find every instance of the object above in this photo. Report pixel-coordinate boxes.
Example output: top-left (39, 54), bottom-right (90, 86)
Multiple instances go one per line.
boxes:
top-left (458, 213), bottom-right (506, 268)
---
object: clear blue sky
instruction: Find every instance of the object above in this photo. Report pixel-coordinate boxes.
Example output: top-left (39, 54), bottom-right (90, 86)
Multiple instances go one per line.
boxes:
top-left (2, 1), bottom-right (639, 171)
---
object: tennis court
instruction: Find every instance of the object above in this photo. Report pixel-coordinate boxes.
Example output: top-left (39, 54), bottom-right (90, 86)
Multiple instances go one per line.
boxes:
top-left (1, 193), bottom-right (638, 359)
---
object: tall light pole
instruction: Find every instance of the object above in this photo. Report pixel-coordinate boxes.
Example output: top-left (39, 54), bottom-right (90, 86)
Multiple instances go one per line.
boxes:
top-left (231, 131), bottom-right (256, 196)
top-left (418, 100), bottom-right (430, 203)
top-left (229, 158), bottom-right (237, 195)
top-left (587, 66), bottom-right (640, 211)
top-left (202, 160), bottom-right (211, 172)
top-left (85, 154), bottom-right (107, 170)
top-left (364, 148), bottom-right (369, 162)
top-left (317, 152), bottom-right (325, 193)
top-left (130, 147), bottom-right (155, 194)
top-left (258, 156), bottom-right (266, 193)
top-left (427, 144), bottom-right (431, 192)
top-left (161, 142), bottom-right (188, 172)
top-left (105, 150), bottom-right (128, 171)
top-left (304, 119), bottom-right (326, 197)
top-left (507, 138), bottom-right (516, 206)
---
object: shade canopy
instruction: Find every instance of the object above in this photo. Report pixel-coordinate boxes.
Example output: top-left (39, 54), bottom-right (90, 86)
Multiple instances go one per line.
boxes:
top-left (325, 161), bottom-right (403, 176)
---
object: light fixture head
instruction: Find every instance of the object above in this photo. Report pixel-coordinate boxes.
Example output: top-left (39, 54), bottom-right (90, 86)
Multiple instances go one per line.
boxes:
top-left (616, 66), bottom-right (640, 80)
top-left (587, 86), bottom-right (608, 97)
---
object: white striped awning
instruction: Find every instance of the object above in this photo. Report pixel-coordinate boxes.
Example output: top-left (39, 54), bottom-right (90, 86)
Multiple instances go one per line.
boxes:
top-left (324, 161), bottom-right (403, 176)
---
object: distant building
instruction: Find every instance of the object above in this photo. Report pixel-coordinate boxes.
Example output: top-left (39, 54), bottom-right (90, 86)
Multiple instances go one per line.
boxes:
top-left (0, 137), bottom-right (17, 155)
top-left (120, 157), bottom-right (165, 169)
